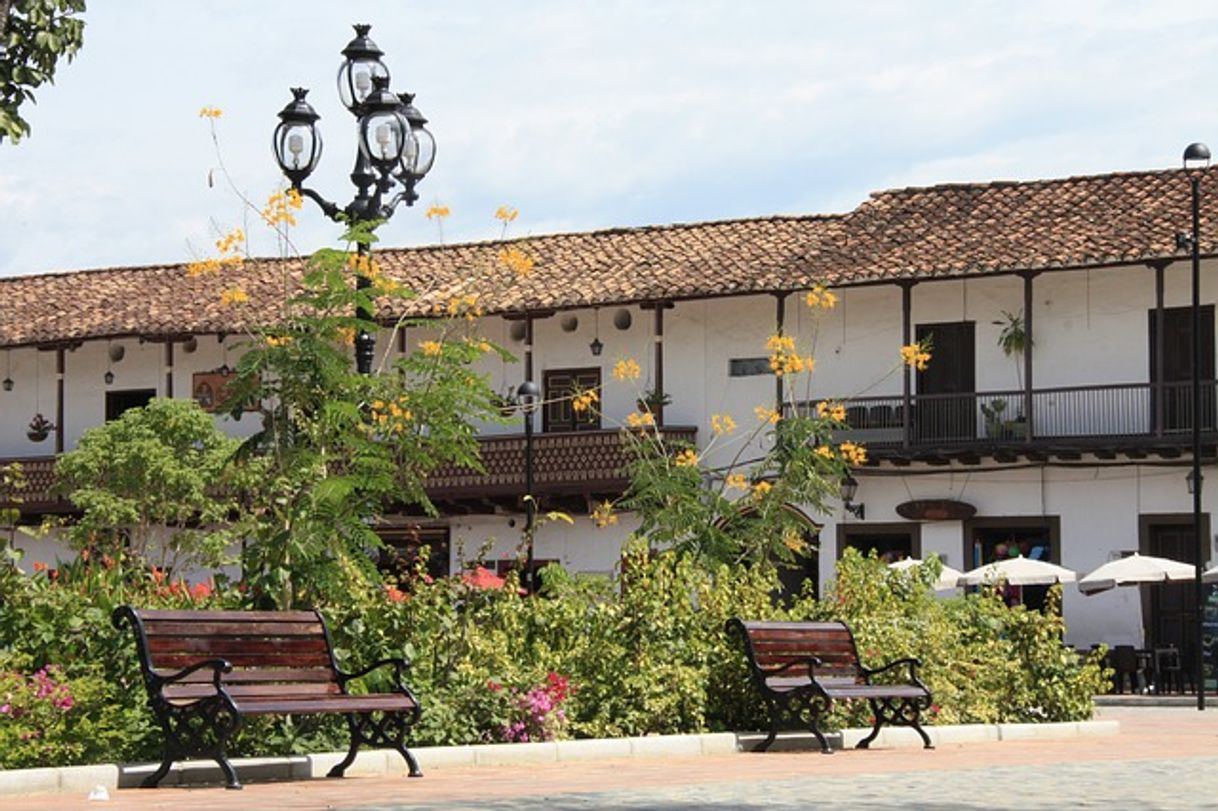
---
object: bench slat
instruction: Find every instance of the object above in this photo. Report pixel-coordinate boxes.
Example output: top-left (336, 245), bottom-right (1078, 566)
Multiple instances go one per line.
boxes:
top-left (135, 609), bottom-right (320, 623)
top-left (164, 682), bottom-right (342, 701)
top-left (146, 637), bottom-right (330, 656)
top-left (150, 652), bottom-right (333, 669)
top-left (744, 628), bottom-right (853, 644)
top-left (154, 667), bottom-right (337, 684)
top-left (142, 621), bottom-right (325, 637)
top-left (233, 694), bottom-right (416, 715)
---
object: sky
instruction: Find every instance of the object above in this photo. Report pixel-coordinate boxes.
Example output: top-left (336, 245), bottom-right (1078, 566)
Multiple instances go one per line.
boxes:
top-left (3, 1), bottom-right (1218, 278)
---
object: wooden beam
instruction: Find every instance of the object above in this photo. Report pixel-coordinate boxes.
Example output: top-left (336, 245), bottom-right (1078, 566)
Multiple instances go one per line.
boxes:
top-left (1053, 449), bottom-right (1082, 461)
top-left (1021, 271), bottom-right (1038, 442)
top-left (55, 347), bottom-right (64, 454)
top-left (901, 281), bottom-right (915, 449)
top-left (994, 450), bottom-right (1018, 463)
top-left (774, 292), bottom-right (788, 412)
top-left (959, 452), bottom-right (981, 466)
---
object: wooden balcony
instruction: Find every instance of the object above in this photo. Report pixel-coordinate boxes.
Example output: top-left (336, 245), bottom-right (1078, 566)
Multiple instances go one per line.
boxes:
top-left (810, 381), bottom-right (1218, 464)
top-left (1, 428), bottom-right (700, 515)
top-left (425, 426), bottom-right (698, 500)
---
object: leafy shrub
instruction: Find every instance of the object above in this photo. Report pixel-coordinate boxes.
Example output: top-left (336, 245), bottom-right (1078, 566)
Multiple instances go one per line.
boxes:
top-left (0, 544), bottom-right (1105, 767)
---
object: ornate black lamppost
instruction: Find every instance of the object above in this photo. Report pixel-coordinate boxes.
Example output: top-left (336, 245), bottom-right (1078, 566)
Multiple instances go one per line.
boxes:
top-left (272, 24), bottom-right (436, 374)
top-left (1180, 141), bottom-right (1210, 710)
top-left (514, 379), bottom-right (541, 592)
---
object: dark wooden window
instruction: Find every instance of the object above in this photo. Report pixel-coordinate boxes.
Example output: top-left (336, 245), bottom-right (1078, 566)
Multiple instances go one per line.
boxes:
top-left (729, 357), bottom-right (771, 377)
top-left (543, 367), bottom-right (601, 432)
top-left (964, 516), bottom-right (1060, 612)
top-left (105, 388), bottom-right (155, 422)
top-left (376, 525), bottom-right (451, 583)
top-left (838, 522), bottom-right (922, 564)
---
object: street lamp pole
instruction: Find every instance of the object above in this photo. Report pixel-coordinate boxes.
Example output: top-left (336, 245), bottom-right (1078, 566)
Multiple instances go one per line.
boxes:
top-left (1182, 141), bottom-right (1210, 710)
top-left (272, 24), bottom-right (436, 375)
top-left (516, 379), bottom-right (541, 593)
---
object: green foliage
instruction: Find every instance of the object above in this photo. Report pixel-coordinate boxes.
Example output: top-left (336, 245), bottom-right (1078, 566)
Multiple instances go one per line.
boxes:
top-left (221, 227), bottom-right (509, 610)
top-left (0, 0), bottom-right (85, 143)
top-left (54, 398), bottom-right (243, 572)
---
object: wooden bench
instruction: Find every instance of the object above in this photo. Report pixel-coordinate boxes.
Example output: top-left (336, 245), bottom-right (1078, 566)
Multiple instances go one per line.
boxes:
top-left (728, 618), bottom-right (933, 754)
top-left (113, 606), bottom-right (423, 789)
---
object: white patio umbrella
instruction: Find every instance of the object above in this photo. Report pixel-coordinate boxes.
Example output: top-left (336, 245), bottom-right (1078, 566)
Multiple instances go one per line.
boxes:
top-left (1077, 553), bottom-right (1197, 595)
top-left (958, 555), bottom-right (1077, 587)
top-left (888, 557), bottom-right (964, 591)
top-left (1203, 564), bottom-right (1218, 584)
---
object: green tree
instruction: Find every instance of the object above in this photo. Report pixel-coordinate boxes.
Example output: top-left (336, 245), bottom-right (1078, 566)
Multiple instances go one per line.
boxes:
top-left (53, 397), bottom-right (242, 573)
top-left (0, 0), bottom-right (85, 143)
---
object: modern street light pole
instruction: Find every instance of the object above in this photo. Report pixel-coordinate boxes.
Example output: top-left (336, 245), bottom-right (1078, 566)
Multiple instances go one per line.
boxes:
top-left (515, 380), bottom-right (541, 593)
top-left (272, 24), bottom-right (436, 374)
top-left (1181, 141), bottom-right (1210, 710)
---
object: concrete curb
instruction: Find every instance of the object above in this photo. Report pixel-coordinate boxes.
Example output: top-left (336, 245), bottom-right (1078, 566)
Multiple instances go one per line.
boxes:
top-left (0, 720), bottom-right (1119, 797)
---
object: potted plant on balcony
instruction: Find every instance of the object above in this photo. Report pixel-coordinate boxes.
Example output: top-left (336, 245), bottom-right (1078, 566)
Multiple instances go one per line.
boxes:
top-left (26, 413), bottom-right (53, 443)
top-left (993, 309), bottom-right (1032, 435)
top-left (981, 399), bottom-right (1014, 440)
top-left (636, 388), bottom-right (672, 413)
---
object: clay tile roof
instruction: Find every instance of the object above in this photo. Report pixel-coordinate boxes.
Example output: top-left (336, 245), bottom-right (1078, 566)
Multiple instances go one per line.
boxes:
top-left (0, 165), bottom-right (1214, 349)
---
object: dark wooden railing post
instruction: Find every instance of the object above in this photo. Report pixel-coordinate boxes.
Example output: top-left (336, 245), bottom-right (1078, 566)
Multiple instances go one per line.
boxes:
top-left (55, 347), bottom-right (65, 455)
top-left (1153, 261), bottom-right (1167, 437)
top-left (1022, 271), bottom-right (1038, 442)
top-left (774, 292), bottom-right (788, 413)
top-left (164, 340), bottom-right (174, 399)
top-left (901, 281), bottom-right (915, 448)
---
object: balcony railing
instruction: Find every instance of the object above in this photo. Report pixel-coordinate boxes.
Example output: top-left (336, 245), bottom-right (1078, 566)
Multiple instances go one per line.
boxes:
top-left (3, 428), bottom-right (701, 512)
top-left (805, 381), bottom-right (1218, 449)
top-left (425, 426), bottom-right (698, 499)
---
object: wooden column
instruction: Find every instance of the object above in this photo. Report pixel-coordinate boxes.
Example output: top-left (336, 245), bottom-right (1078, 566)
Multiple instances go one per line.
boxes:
top-left (524, 313), bottom-right (534, 382)
top-left (774, 293), bottom-right (789, 412)
top-left (164, 340), bottom-right (174, 399)
top-left (55, 347), bottom-right (65, 454)
top-left (901, 282), bottom-right (914, 448)
top-left (653, 303), bottom-right (665, 426)
top-left (1022, 271), bottom-right (1038, 441)
top-left (1153, 261), bottom-right (1167, 437)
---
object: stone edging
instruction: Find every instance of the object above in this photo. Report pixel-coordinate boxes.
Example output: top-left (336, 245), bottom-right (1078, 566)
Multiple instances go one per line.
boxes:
top-left (0, 719), bottom-right (1120, 797)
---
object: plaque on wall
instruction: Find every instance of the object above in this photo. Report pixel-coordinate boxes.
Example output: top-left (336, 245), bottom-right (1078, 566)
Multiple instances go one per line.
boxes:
top-left (895, 499), bottom-right (977, 522)
top-left (192, 370), bottom-right (256, 413)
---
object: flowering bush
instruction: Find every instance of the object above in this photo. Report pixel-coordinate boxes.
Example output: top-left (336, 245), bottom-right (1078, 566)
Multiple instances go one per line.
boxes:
top-left (495, 672), bottom-right (572, 743)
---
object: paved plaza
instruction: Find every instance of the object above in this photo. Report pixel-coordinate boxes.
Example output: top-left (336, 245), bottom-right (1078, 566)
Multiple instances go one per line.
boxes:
top-left (12, 708), bottom-right (1218, 810)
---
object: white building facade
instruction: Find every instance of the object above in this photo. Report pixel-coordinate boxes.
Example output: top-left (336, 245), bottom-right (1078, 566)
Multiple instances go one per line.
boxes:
top-left (3, 167), bottom-right (1217, 666)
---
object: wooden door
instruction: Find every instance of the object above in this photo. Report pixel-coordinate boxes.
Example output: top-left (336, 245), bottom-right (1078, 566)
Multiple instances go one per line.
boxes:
top-left (1150, 305), bottom-right (1215, 433)
top-left (1147, 523), bottom-right (1199, 659)
top-left (543, 368), bottom-right (601, 432)
top-left (915, 322), bottom-right (976, 442)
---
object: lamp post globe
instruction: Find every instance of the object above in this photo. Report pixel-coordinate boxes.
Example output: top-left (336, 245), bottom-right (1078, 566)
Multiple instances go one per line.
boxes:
top-left (272, 23), bottom-right (436, 375)
top-left (272, 88), bottom-right (323, 185)
top-left (337, 24), bottom-right (390, 113)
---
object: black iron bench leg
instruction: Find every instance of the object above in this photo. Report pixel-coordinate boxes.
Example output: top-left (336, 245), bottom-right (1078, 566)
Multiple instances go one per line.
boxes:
top-left (806, 697), bottom-right (834, 754)
top-left (754, 699), bottom-right (780, 752)
top-left (216, 751), bottom-right (242, 790)
top-left (856, 699), bottom-right (884, 750)
top-left (327, 715), bottom-right (363, 778)
top-left (141, 749), bottom-right (176, 789)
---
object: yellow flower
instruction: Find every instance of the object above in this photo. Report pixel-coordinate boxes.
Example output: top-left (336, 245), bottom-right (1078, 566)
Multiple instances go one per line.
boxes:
top-left (711, 413), bottom-right (737, 435)
top-left (782, 532), bottom-right (807, 553)
top-left (765, 334), bottom-right (796, 354)
top-left (816, 400), bottom-right (848, 423)
top-left (752, 480), bottom-right (773, 499)
top-left (674, 449), bottom-right (700, 468)
top-left (591, 500), bottom-right (618, 528)
top-left (901, 343), bottom-right (932, 371)
top-left (626, 411), bottom-right (656, 428)
top-left (725, 473), bottom-right (749, 490)
top-left (426, 204), bottom-right (451, 220)
top-left (754, 405), bottom-right (781, 425)
top-left (804, 284), bottom-right (838, 310)
top-left (766, 333), bottom-right (810, 377)
top-left (840, 441), bottom-right (868, 466)
top-left (335, 326), bottom-right (355, 347)
top-left (612, 358), bottom-right (641, 382)
top-left (814, 445), bottom-right (835, 460)
top-left (219, 287), bottom-right (249, 306)
top-left (494, 205), bottom-right (520, 222)
top-left (261, 189), bottom-right (299, 228)
top-left (572, 388), bottom-right (600, 414)
top-left (419, 340), bottom-right (443, 357)
top-left (265, 335), bottom-right (293, 347)
top-left (198, 106), bottom-right (223, 119)
top-left (497, 246), bottom-right (535, 277)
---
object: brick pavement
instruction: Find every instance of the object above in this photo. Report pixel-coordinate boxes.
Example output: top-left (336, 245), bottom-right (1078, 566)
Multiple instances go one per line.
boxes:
top-left (10, 708), bottom-right (1218, 811)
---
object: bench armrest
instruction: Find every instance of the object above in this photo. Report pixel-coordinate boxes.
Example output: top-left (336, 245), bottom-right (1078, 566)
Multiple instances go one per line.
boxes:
top-left (760, 656), bottom-right (824, 679)
top-left (153, 658), bottom-right (233, 691)
top-left (861, 657), bottom-right (923, 684)
top-left (337, 657), bottom-right (412, 689)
